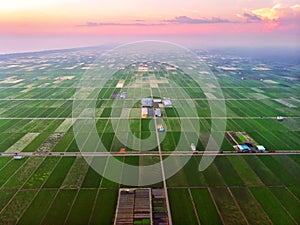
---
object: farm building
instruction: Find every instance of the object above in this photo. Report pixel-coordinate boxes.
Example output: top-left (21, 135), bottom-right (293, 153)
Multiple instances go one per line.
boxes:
top-left (141, 98), bottom-right (153, 108)
top-left (141, 108), bottom-right (148, 118)
top-left (157, 124), bottom-right (165, 132)
top-left (237, 144), bottom-right (251, 152)
top-left (162, 98), bottom-right (172, 107)
top-left (153, 99), bottom-right (162, 103)
top-left (256, 145), bottom-right (266, 152)
top-left (155, 108), bottom-right (162, 117)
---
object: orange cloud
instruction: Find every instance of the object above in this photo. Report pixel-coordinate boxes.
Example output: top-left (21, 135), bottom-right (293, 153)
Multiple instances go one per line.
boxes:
top-left (237, 3), bottom-right (300, 32)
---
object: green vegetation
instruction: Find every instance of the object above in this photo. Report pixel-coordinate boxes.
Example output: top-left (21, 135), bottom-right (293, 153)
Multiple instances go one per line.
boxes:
top-left (0, 53), bottom-right (299, 225)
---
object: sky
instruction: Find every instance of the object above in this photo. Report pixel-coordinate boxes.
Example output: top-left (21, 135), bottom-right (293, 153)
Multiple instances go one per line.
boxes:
top-left (0, 0), bottom-right (299, 53)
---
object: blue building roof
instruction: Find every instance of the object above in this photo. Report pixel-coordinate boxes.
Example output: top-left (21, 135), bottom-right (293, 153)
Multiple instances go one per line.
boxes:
top-left (238, 144), bottom-right (251, 151)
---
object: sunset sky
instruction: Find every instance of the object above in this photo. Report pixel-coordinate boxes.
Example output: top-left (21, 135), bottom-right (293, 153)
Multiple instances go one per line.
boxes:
top-left (0, 0), bottom-right (299, 53)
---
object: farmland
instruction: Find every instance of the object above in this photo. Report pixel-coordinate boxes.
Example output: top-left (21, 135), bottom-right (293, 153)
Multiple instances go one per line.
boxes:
top-left (0, 46), bottom-right (299, 224)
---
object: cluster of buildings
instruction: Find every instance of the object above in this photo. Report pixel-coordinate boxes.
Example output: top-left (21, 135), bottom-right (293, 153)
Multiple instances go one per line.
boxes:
top-left (236, 144), bottom-right (266, 153)
top-left (141, 98), bottom-right (172, 119)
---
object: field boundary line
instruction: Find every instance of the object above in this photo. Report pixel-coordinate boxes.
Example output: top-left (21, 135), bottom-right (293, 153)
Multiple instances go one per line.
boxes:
top-left (227, 187), bottom-right (250, 225)
top-left (63, 189), bottom-right (81, 225)
top-left (188, 188), bottom-right (201, 225)
top-left (207, 187), bottom-right (226, 225)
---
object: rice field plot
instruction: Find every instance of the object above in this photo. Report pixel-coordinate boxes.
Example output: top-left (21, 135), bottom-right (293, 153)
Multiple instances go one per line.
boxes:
top-left (0, 157), bottom-right (12, 168)
top-left (61, 157), bottom-right (89, 188)
top-left (40, 189), bottom-right (78, 225)
top-left (0, 119), bottom-right (24, 133)
top-left (0, 133), bottom-right (26, 152)
top-left (43, 157), bottom-right (75, 188)
top-left (0, 158), bottom-right (28, 187)
top-left (227, 156), bottom-right (264, 186)
top-left (66, 139), bottom-right (80, 152)
top-left (210, 187), bottom-right (248, 225)
top-left (201, 163), bottom-right (226, 187)
top-left (168, 188), bottom-right (199, 225)
top-left (0, 190), bottom-right (37, 225)
top-left (5, 133), bottom-right (39, 153)
top-left (81, 166), bottom-right (102, 188)
top-left (3, 157), bottom-right (44, 189)
top-left (230, 187), bottom-right (272, 225)
top-left (160, 132), bottom-right (176, 151)
top-left (181, 157), bottom-right (207, 187)
top-left (65, 189), bottom-right (98, 225)
top-left (165, 157), bottom-right (190, 187)
top-left (213, 156), bottom-right (244, 186)
top-left (17, 189), bottom-right (58, 225)
top-left (244, 156), bottom-right (282, 186)
top-left (89, 189), bottom-right (118, 225)
top-left (23, 157), bottom-right (60, 188)
top-left (51, 132), bottom-right (74, 152)
top-left (258, 155), bottom-right (299, 186)
top-left (0, 189), bottom-right (17, 211)
top-left (100, 156), bottom-right (122, 188)
top-left (250, 187), bottom-right (296, 225)
top-left (190, 188), bottom-right (222, 225)
top-left (269, 187), bottom-right (300, 224)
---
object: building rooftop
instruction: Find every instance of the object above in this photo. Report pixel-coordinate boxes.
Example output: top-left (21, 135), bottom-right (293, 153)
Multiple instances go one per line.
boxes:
top-left (141, 98), bottom-right (154, 107)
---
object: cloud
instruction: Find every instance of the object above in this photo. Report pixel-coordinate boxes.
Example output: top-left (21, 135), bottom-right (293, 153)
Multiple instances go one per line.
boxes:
top-left (78, 21), bottom-right (163, 27)
top-left (237, 13), bottom-right (262, 22)
top-left (78, 16), bottom-right (232, 28)
top-left (237, 3), bottom-right (300, 31)
top-left (164, 16), bottom-right (231, 24)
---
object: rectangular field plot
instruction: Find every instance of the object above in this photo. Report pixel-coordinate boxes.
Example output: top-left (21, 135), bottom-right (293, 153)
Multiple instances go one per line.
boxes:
top-left (65, 189), bottom-right (98, 225)
top-left (168, 188), bottom-right (199, 225)
top-left (209, 187), bottom-right (248, 225)
top-left (17, 189), bottom-right (58, 225)
top-left (230, 187), bottom-right (272, 225)
top-left (89, 189), bottom-right (118, 225)
top-left (190, 188), bottom-right (222, 225)
top-left (250, 187), bottom-right (296, 225)
top-left (40, 189), bottom-right (78, 225)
